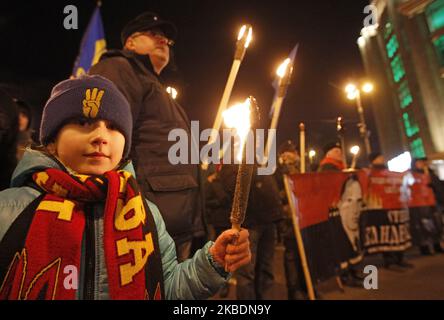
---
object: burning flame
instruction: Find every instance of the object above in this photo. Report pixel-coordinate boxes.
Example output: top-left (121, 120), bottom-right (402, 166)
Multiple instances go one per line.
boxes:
top-left (276, 58), bottom-right (291, 78)
top-left (237, 25), bottom-right (253, 48)
top-left (350, 145), bottom-right (360, 155)
top-left (223, 98), bottom-right (252, 161)
top-left (237, 25), bottom-right (246, 41)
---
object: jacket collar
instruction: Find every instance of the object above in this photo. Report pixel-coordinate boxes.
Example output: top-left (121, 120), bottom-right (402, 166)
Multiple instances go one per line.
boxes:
top-left (100, 49), bottom-right (160, 78)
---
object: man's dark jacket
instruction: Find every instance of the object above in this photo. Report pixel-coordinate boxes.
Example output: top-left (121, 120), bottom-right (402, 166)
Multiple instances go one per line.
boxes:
top-left (90, 49), bottom-right (204, 244)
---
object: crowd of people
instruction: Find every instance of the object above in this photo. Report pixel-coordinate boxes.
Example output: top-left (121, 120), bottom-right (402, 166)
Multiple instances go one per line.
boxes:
top-left (0, 11), bottom-right (443, 300)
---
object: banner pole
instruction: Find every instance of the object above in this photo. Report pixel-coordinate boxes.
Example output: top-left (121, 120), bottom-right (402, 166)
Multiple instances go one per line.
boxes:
top-left (299, 123), bottom-right (306, 173)
top-left (283, 174), bottom-right (315, 300)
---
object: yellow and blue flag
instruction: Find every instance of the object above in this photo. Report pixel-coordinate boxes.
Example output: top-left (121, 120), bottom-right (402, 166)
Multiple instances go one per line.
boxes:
top-left (72, 6), bottom-right (106, 77)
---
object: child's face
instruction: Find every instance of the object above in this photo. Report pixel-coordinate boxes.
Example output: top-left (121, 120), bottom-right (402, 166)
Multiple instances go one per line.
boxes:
top-left (47, 119), bottom-right (125, 175)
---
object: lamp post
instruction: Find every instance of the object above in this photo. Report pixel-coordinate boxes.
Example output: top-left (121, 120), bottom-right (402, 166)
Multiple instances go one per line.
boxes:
top-left (345, 82), bottom-right (373, 156)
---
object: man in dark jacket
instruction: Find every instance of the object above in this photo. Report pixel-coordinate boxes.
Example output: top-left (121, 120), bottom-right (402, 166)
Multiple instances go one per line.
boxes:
top-left (90, 12), bottom-right (204, 261)
top-left (411, 157), bottom-right (444, 255)
top-left (212, 164), bottom-right (284, 299)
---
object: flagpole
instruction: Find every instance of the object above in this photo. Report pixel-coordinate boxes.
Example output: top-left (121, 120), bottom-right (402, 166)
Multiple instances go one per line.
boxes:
top-left (283, 174), bottom-right (316, 300)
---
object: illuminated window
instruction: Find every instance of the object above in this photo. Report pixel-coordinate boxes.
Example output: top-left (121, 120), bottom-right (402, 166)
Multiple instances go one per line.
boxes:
top-left (384, 22), bottom-right (393, 40)
top-left (398, 80), bottom-right (413, 109)
top-left (386, 35), bottom-right (399, 59)
top-left (390, 55), bottom-right (406, 83)
top-left (426, 0), bottom-right (444, 33)
top-left (410, 138), bottom-right (426, 158)
top-left (402, 112), bottom-right (419, 137)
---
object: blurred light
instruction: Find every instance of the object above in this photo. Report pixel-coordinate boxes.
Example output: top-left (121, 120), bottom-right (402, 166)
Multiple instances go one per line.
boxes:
top-left (357, 36), bottom-right (366, 47)
top-left (347, 91), bottom-right (358, 100)
top-left (237, 25), bottom-right (253, 48)
top-left (309, 150), bottom-right (316, 158)
top-left (245, 26), bottom-right (253, 48)
top-left (350, 145), bottom-right (360, 155)
top-left (166, 86), bottom-right (178, 99)
top-left (223, 98), bottom-right (252, 161)
top-left (276, 58), bottom-right (291, 78)
top-left (362, 82), bottom-right (374, 93)
top-left (345, 83), bottom-right (357, 93)
top-left (237, 25), bottom-right (246, 41)
top-left (388, 151), bottom-right (412, 172)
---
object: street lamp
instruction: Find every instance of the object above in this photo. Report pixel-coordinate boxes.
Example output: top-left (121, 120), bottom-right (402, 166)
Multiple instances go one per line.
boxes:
top-left (345, 82), bottom-right (373, 156)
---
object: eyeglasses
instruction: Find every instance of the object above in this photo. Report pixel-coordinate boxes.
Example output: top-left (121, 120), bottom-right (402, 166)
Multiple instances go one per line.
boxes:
top-left (132, 30), bottom-right (175, 47)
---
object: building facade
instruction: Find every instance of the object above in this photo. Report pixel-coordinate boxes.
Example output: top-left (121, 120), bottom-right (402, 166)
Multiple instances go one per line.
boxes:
top-left (358, 0), bottom-right (444, 161)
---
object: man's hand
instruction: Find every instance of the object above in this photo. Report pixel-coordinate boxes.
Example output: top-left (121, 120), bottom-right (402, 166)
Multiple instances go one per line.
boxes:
top-left (209, 228), bottom-right (251, 273)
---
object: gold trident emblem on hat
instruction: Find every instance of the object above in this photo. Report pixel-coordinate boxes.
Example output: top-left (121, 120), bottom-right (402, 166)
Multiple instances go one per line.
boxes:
top-left (83, 88), bottom-right (104, 118)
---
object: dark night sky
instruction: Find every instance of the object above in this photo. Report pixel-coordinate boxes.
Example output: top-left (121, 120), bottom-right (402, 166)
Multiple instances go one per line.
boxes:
top-left (0, 0), bottom-right (377, 164)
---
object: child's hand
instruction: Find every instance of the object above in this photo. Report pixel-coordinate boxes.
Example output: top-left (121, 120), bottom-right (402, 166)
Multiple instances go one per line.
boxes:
top-left (209, 228), bottom-right (251, 273)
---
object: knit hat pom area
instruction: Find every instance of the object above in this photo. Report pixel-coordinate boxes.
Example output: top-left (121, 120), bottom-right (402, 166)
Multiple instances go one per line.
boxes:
top-left (39, 75), bottom-right (132, 158)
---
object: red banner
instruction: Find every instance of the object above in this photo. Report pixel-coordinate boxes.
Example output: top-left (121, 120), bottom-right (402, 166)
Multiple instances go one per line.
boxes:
top-left (288, 169), bottom-right (436, 230)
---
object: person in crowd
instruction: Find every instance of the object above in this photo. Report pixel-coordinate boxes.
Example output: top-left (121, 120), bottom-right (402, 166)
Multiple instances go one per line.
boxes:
top-left (275, 140), bottom-right (314, 299)
top-left (0, 89), bottom-right (19, 191)
top-left (412, 157), bottom-right (444, 255)
top-left (90, 12), bottom-right (205, 262)
top-left (318, 142), bottom-right (345, 172)
top-left (0, 75), bottom-right (251, 300)
top-left (369, 152), bottom-right (414, 270)
top-left (14, 98), bottom-right (35, 160)
top-left (209, 162), bottom-right (284, 300)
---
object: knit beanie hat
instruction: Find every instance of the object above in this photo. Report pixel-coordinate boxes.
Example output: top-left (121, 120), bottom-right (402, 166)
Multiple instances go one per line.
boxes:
top-left (40, 75), bottom-right (132, 158)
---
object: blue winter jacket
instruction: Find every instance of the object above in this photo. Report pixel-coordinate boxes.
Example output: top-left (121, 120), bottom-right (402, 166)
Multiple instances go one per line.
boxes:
top-left (0, 150), bottom-right (228, 299)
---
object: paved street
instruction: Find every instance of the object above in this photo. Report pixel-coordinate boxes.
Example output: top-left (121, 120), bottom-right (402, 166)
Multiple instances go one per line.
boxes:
top-left (213, 245), bottom-right (444, 300)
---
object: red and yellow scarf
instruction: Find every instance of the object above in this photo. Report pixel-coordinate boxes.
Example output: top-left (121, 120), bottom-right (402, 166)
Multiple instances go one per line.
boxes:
top-left (0, 168), bottom-right (164, 300)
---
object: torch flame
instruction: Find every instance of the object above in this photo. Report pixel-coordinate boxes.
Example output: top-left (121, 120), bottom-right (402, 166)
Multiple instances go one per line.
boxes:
top-left (237, 25), bottom-right (247, 41)
top-left (245, 26), bottom-right (253, 48)
top-left (276, 58), bottom-right (291, 78)
top-left (222, 98), bottom-right (252, 161)
top-left (350, 145), bottom-right (360, 155)
top-left (237, 25), bottom-right (253, 48)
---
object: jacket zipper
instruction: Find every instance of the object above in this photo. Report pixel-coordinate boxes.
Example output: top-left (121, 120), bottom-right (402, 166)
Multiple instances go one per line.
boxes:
top-left (84, 204), bottom-right (95, 300)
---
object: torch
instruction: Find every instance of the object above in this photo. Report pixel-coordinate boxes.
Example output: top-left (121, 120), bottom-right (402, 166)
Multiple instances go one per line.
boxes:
top-left (222, 97), bottom-right (258, 232)
top-left (202, 25), bottom-right (253, 170)
top-left (308, 149), bottom-right (316, 171)
top-left (264, 52), bottom-right (296, 166)
top-left (336, 116), bottom-right (347, 168)
top-left (350, 145), bottom-right (360, 170)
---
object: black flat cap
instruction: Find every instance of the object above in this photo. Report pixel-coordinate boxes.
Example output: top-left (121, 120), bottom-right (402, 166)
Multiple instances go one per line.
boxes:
top-left (121, 12), bottom-right (177, 46)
